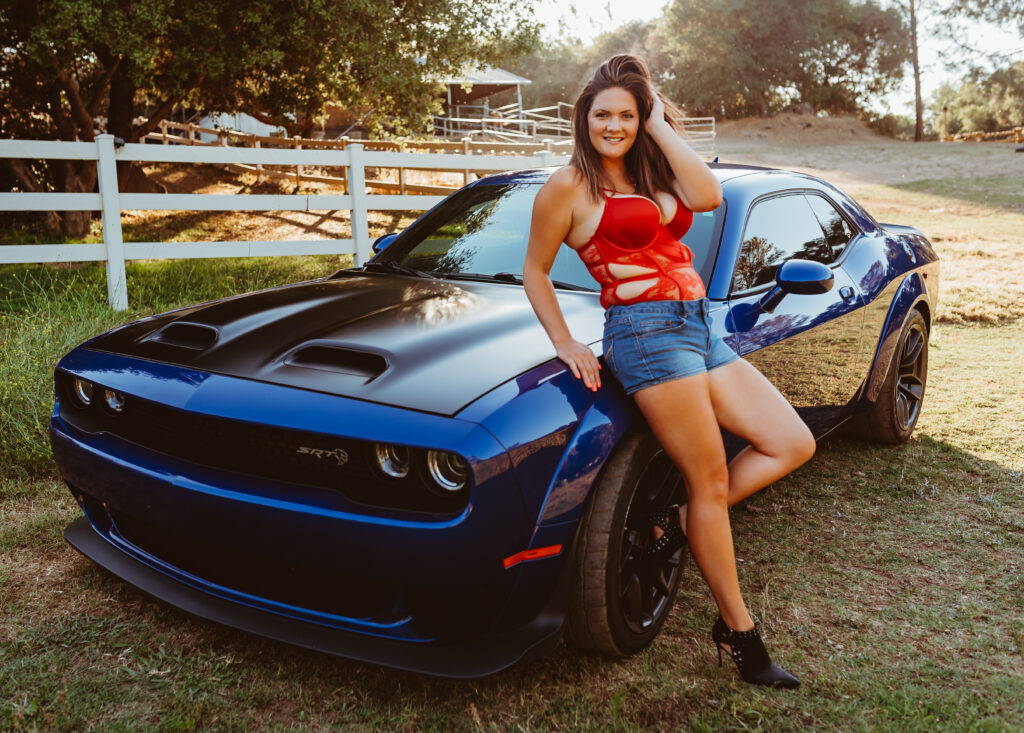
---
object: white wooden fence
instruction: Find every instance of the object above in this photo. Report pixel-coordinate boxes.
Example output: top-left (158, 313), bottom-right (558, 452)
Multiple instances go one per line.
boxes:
top-left (0, 135), bottom-right (568, 310)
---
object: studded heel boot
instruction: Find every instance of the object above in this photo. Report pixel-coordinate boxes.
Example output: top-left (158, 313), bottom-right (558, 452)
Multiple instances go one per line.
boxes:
top-left (711, 615), bottom-right (801, 688)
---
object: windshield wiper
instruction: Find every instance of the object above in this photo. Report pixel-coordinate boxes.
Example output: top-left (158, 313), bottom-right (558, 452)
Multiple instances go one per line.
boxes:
top-left (362, 260), bottom-right (437, 279)
top-left (441, 271), bottom-right (594, 292)
top-left (442, 271), bottom-right (522, 285)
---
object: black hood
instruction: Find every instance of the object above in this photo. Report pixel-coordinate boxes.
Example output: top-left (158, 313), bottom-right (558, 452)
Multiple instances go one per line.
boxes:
top-left (87, 273), bottom-right (604, 415)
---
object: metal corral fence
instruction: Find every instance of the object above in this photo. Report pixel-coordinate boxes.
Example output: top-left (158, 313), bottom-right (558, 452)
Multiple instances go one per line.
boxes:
top-left (0, 135), bottom-right (570, 310)
top-left (153, 116), bottom-right (717, 172)
top-left (146, 119), bottom-right (575, 194)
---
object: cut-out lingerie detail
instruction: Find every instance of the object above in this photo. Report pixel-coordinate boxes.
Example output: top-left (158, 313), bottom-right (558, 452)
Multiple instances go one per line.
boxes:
top-left (575, 190), bottom-right (705, 308)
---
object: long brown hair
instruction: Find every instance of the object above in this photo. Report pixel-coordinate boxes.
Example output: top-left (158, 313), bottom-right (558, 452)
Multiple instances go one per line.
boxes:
top-left (569, 54), bottom-right (685, 203)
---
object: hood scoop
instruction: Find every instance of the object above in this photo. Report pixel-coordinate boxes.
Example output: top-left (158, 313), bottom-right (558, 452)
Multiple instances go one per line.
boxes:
top-left (282, 342), bottom-right (389, 381)
top-left (137, 322), bottom-right (219, 361)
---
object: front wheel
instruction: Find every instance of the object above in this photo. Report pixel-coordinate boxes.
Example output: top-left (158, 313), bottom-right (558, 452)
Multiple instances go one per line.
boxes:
top-left (859, 309), bottom-right (929, 444)
top-left (565, 432), bottom-right (688, 657)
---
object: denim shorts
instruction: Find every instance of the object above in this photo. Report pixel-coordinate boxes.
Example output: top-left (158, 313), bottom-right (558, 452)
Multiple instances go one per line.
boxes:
top-left (603, 298), bottom-right (740, 395)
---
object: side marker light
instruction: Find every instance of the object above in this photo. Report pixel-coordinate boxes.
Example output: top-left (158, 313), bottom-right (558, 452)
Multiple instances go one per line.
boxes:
top-left (502, 544), bottom-right (564, 569)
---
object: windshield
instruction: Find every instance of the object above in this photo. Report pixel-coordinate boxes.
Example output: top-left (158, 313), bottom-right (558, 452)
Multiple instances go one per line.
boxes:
top-left (372, 182), bottom-right (725, 290)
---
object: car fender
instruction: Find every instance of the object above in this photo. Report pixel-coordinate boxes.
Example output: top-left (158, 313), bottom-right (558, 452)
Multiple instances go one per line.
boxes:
top-left (863, 271), bottom-right (931, 403)
top-left (484, 385), bottom-right (641, 633)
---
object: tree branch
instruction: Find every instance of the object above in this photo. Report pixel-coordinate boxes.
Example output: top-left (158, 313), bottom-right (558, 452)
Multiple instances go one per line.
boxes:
top-left (132, 74), bottom-right (204, 141)
top-left (86, 56), bottom-right (123, 116)
top-left (52, 64), bottom-right (96, 140)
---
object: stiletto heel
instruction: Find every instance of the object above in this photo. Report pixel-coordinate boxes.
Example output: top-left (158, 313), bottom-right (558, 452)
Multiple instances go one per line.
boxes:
top-left (711, 615), bottom-right (800, 688)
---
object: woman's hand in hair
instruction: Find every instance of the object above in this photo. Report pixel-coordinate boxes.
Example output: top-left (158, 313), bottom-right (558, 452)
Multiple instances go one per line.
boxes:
top-left (645, 85), bottom-right (669, 135)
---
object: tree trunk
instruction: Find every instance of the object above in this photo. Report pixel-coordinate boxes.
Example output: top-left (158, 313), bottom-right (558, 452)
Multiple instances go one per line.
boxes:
top-left (107, 57), bottom-right (164, 193)
top-left (910, 0), bottom-right (924, 141)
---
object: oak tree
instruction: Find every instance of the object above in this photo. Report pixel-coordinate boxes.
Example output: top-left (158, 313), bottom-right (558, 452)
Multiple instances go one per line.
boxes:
top-left (0, 0), bottom-right (538, 235)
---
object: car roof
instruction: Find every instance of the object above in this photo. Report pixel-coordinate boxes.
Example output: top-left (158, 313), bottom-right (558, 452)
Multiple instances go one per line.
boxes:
top-left (480, 163), bottom-right (777, 187)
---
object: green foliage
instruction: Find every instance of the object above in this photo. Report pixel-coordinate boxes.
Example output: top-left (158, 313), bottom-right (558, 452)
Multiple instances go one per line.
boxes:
top-left (0, 0), bottom-right (539, 228)
top-left (652, 0), bottom-right (908, 117)
top-left (1, 0), bottom-right (539, 141)
top-left (929, 62), bottom-right (1024, 134)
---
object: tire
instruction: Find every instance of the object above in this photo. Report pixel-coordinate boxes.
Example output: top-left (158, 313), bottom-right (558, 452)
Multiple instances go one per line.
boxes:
top-left (565, 432), bottom-right (689, 657)
top-left (860, 309), bottom-right (929, 444)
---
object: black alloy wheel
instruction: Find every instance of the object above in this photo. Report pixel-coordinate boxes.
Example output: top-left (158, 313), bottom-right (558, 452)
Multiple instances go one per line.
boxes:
top-left (566, 432), bottom-right (689, 657)
top-left (894, 319), bottom-right (927, 432)
top-left (860, 309), bottom-right (929, 444)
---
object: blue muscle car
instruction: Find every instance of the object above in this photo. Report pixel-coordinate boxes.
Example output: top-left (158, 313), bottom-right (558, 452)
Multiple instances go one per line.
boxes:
top-left (51, 164), bottom-right (938, 677)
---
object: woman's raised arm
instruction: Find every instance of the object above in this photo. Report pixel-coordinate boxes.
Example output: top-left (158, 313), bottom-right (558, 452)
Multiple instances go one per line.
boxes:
top-left (646, 91), bottom-right (722, 212)
top-left (522, 169), bottom-right (602, 391)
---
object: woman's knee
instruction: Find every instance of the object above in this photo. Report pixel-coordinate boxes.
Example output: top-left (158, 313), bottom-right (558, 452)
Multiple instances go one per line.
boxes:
top-left (685, 464), bottom-right (731, 505)
top-left (792, 423), bottom-right (816, 467)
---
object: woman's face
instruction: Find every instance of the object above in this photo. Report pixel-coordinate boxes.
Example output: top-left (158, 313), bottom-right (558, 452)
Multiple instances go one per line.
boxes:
top-left (587, 86), bottom-right (640, 160)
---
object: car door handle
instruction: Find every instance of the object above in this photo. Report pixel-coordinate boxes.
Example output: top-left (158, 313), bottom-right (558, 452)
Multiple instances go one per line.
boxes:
top-left (839, 285), bottom-right (856, 303)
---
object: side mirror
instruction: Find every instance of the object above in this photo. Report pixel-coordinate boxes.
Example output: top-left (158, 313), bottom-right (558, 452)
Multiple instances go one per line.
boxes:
top-left (372, 233), bottom-right (399, 254)
top-left (758, 259), bottom-right (834, 313)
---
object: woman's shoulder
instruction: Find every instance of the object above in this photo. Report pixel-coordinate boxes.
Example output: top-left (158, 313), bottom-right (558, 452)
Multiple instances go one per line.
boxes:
top-left (534, 165), bottom-right (585, 205)
top-left (542, 164), bottom-right (584, 191)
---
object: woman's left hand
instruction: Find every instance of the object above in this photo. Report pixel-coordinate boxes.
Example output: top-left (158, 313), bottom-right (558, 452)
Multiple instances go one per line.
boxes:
top-left (646, 87), bottom-right (666, 134)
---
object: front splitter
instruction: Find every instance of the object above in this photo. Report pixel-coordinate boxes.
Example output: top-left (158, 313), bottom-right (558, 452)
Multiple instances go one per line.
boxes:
top-left (64, 516), bottom-right (566, 678)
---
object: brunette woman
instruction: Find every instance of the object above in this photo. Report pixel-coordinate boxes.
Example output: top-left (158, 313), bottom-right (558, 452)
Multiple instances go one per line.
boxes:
top-left (522, 55), bottom-right (814, 688)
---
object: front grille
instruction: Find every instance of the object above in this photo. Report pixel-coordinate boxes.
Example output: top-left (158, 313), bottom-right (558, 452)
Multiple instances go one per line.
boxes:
top-left (108, 509), bottom-right (446, 635)
top-left (57, 372), bottom-right (467, 515)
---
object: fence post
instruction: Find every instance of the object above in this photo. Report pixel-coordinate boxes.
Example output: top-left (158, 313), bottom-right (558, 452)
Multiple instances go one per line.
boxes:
top-left (462, 137), bottom-right (471, 186)
top-left (218, 129), bottom-right (228, 171)
top-left (255, 139), bottom-right (264, 183)
top-left (160, 119), bottom-right (168, 144)
top-left (294, 137), bottom-right (303, 187)
top-left (95, 134), bottom-right (128, 311)
top-left (348, 143), bottom-right (370, 266)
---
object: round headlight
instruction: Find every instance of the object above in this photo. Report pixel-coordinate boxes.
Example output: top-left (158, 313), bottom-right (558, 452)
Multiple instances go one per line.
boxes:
top-left (72, 378), bottom-right (93, 406)
top-left (375, 443), bottom-right (410, 478)
top-left (104, 389), bottom-right (125, 413)
top-left (426, 450), bottom-right (468, 492)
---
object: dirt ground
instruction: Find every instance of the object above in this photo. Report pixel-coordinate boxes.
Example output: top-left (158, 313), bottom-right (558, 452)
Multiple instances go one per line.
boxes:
top-left (716, 112), bottom-right (1023, 188)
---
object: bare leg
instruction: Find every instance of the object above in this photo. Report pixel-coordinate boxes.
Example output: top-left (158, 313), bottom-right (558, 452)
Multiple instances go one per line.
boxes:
top-left (633, 358), bottom-right (815, 631)
top-left (658, 358), bottom-right (816, 531)
top-left (634, 371), bottom-right (751, 630)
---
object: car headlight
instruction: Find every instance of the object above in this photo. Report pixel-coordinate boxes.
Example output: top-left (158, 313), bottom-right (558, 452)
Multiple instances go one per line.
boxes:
top-left (426, 450), bottom-right (468, 492)
top-left (103, 389), bottom-right (125, 413)
top-left (374, 443), bottom-right (410, 478)
top-left (72, 378), bottom-right (93, 406)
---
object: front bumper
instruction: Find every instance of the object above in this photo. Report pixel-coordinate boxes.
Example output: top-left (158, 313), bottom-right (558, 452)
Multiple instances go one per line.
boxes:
top-left (51, 348), bottom-right (578, 677)
top-left (64, 517), bottom-right (567, 678)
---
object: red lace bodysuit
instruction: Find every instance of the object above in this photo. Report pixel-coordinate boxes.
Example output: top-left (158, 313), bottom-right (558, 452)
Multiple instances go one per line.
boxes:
top-left (575, 191), bottom-right (705, 309)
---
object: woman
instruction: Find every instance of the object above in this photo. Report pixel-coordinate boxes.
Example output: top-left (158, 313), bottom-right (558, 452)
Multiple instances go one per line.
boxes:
top-left (522, 55), bottom-right (815, 688)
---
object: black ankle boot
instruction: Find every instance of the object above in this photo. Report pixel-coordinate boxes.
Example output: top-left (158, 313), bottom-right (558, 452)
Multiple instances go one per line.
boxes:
top-left (643, 505), bottom-right (687, 565)
top-left (711, 616), bottom-right (800, 688)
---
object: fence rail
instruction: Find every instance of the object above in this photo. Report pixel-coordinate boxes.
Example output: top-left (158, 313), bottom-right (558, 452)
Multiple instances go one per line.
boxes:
top-left (0, 135), bottom-right (569, 310)
top-left (942, 126), bottom-right (1024, 143)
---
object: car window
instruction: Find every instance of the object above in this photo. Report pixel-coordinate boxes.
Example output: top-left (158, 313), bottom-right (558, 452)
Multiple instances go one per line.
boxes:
top-left (379, 183), bottom-right (724, 290)
top-left (733, 194), bottom-right (833, 292)
top-left (805, 194), bottom-right (856, 259)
